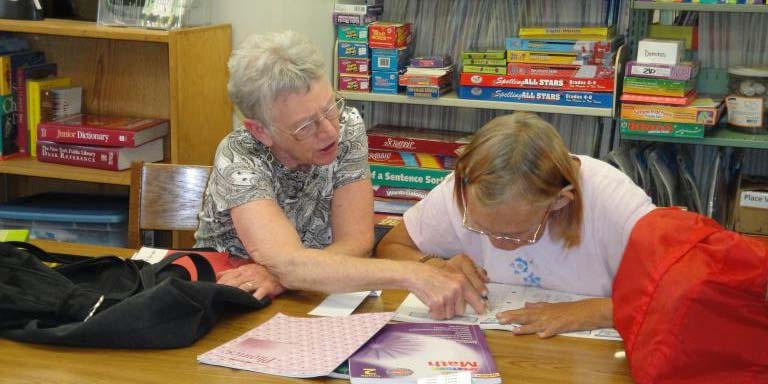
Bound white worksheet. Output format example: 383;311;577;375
394;283;621;340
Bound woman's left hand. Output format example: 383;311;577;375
496;297;613;338
217;263;287;300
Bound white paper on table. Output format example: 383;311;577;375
417;371;472;384
308;291;380;317
394;283;622;340
130;247;169;263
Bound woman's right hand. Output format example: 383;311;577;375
425;253;490;299
408;262;487;320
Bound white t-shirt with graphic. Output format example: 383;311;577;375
403;155;655;297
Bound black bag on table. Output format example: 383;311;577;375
0;241;270;349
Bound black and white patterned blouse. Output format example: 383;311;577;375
194;107;369;258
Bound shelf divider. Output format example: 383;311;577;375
0;157;132;185
340;90;615;117
632;1;768;13
621;125;768;149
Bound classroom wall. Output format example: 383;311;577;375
211;0;337;81
210;0;768;190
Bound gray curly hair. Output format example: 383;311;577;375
227;30;326;129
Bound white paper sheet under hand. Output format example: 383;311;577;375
308;291;382;317
394;283;621;340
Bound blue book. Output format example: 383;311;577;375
505;36;624;53
458;86;614;108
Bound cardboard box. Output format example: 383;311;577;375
623;76;696;97
620;97;724;125
619;118;706;138
625;60;699;80
368;22;411;49
734;177;768;236
407;85;451;98
338;58;370;74
338;41;369;59
458;86;613;108
371;47;410;71
371;71;403;94
460;72;615;92
637;39;684;65
332;12;381;25
337;24;368;42
338;74;370;92
461;50;506;60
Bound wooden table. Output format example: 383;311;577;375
0;242;633;383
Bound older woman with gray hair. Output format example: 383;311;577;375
195;30;485;320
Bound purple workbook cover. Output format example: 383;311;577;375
349;322;502;384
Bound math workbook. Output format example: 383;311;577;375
349;322;501;384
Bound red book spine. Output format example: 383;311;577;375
367;135;465;157
36;141;120;171
459;72;615;91
15;67;27;154
37;124;138;147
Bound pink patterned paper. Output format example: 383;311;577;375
197;312;395;378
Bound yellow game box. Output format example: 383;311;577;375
620;97;725;125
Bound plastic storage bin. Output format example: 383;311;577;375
97;0;211;30
726;65;768;134
0;193;129;247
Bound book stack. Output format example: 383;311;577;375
335;1;384;94
367;125;470;216
458;26;620;109
332;0;382;28
369;21;413;94
0;35;32;158
399;55;454;98
0;39;88;161
461;50;507;76
26;77;74;157
620;37;724;138
36;114;168;171
0;48;46;159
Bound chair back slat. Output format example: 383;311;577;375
128;162;212;248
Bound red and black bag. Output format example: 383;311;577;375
613;207;768;383
0;241;269;348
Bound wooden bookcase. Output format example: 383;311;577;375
0;19;233;246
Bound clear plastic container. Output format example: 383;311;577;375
726;66;768;134
97;0;211;30
0;193;129;247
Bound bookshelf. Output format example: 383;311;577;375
622;125;768;149
624;1;768;151
337;42;625;119
0;19;233;246
632;2;768;13
339;90;616;117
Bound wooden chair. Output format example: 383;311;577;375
128;162;212;249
